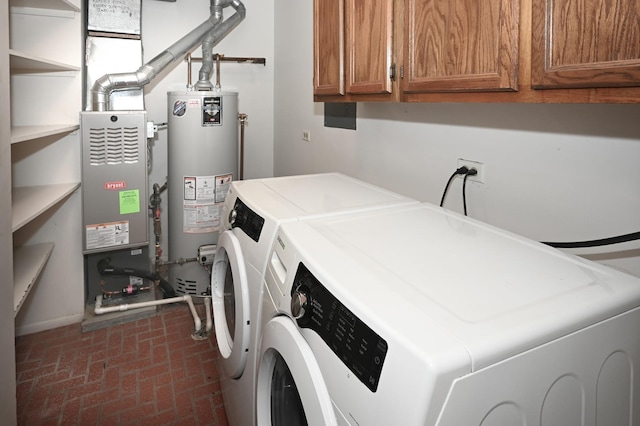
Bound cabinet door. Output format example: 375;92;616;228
532;0;640;89
404;0;519;93
314;0;344;96
345;0;394;94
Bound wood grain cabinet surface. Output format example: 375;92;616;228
314;0;640;103
531;0;640;89
314;0;398;102
404;0;519;93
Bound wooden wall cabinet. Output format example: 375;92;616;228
313;0;399;102
314;0;640;103
404;0;519;93
531;0;640;89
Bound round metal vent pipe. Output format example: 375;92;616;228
91;0;246;111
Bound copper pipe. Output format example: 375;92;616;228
238;113;248;180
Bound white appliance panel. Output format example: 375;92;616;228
264;202;640;425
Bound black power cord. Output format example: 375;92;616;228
440;166;469;208
440;166;478;216
542;231;640;248
440;166;640;248
462;168;477;216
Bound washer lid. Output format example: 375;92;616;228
296;203;640;371
259;172;416;217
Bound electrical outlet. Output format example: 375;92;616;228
302;130;311;142
457;159;485;184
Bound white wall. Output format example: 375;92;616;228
274;1;640;277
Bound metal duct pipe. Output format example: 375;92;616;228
195;0;246;91
91;0;246;111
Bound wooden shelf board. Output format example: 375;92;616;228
10;49;80;73
11;124;79;144
13;243;54;316
12;183;80;232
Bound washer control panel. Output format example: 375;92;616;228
230;198;264;242
292;262;387;392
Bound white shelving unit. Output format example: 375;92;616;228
13;243;54;316
7;0;81;317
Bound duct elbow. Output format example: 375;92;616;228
231;0;246;18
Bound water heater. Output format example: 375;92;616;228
167;90;238;296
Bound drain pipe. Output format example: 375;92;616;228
95;294;204;337
92;0;246;110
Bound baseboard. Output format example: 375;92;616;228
15;313;84;337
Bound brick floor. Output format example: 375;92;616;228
15;303;228;426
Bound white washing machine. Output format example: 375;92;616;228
257;202;640;425
210;173;417;426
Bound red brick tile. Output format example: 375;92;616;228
103;367;120;390
87;361;105;383
172;375;205;395
60;397;81;426
176;415;198;426
66;380;101;402
155;371;172;387
41;389;65;419
70;354;89;378
100;414;119;426
19;363;56;382
119;401;156;423
102;393;136;414
138;339;152;359
174;391;195;418
155;383;175;409
79;404;101;425
194;396;215;424
149;408;178;426
49;376;85;398
139;378;155;405
139;363;170;381
36;370;71;387
120;372;137;396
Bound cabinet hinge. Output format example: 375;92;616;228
400;65;404;79
390;64;396;82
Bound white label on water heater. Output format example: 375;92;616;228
215;173;233;203
183;175;227;233
86;221;130;250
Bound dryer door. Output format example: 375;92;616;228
256;316;337;426
212;230;250;378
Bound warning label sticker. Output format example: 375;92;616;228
86;221;130;250
182;173;233;233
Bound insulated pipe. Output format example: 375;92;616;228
94;294;202;333
91;0;246;110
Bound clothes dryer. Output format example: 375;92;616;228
257;203;640;425
210;173;417;426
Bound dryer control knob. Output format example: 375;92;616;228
229;209;237;227
291;290;308;319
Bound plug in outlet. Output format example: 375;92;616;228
457;159;485;183
302;130;311;142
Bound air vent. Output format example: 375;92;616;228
89;126;141;166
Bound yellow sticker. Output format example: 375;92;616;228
119;189;140;215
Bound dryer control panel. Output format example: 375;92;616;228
292;262;388;392
229;198;264;242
